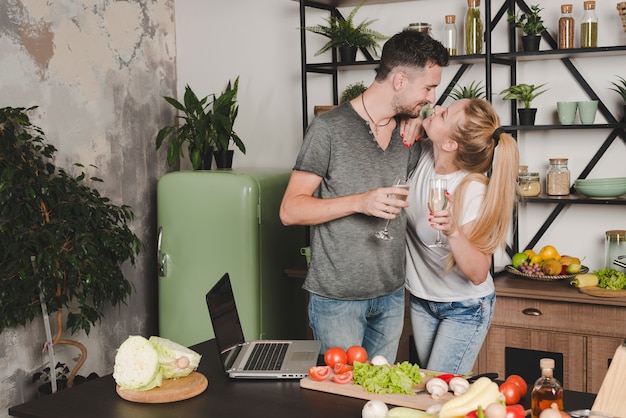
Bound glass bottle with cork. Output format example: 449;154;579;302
531;358;563;418
559;4;575;49
443;15;457;56
546;158;570;196
580;0;598;48
465;0;483;55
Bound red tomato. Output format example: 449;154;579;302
499;381;522;405
331;370;353;384
308;366;331;382
346;346;368;365
333;363;353;374
505;374;528;397
324;347;348;368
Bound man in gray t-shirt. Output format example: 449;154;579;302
280;30;448;362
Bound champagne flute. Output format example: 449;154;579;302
374;175;410;241
427;178;448;248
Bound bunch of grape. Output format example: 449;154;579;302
518;261;544;275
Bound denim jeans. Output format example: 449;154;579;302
409;292;495;375
308;287;405;363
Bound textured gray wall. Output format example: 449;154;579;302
0;0;174;415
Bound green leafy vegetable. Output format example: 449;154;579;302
594;268;626;290
352;361;422;395
150;336;202;379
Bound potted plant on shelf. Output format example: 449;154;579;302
340;81;367;103
209;76;245;169
0;106;141;390
507;4;546;52
302;1;387;63
499;83;548;125
156;85;213;170
449;80;486;100
609;75;626;120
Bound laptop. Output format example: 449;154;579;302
205;273;321;379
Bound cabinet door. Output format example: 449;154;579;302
587;336;624;394
478;326;585;391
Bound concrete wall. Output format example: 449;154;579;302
0;0;174;415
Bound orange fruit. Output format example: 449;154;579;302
539;245;560;261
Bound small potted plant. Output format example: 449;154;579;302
156;85;213;170
500;83;548;125
302;1;387;63
340;81;367;103
209;76;245;169
449;80;486;100
609;75;626;120
507;4;546;51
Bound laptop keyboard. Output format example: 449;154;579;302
244;342;289;371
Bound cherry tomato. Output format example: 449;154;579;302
331;370;353;384
308;365;331;382
499;381;522;405
346;345;368;365
324;347;348;368
333;363;353;374
505;374;528;397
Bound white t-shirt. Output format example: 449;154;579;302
405;140;494;302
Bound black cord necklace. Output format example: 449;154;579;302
361;93;392;135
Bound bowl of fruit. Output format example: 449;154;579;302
507;245;588;281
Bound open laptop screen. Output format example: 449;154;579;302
206;273;246;371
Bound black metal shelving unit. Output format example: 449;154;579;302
296;0;626;256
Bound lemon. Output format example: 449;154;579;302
539;245;560;261
512;253;529;268
566;263;582;274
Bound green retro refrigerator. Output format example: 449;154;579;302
157;169;307;347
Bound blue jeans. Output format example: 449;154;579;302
308;287;405;363
409;292;495;375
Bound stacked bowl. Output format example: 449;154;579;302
575;177;626;198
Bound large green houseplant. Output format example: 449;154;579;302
210;76;246;168
156;85;213;170
500;83;548;125
0;106;141;388
302;0;387;62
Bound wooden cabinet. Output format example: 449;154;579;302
475;275;626;393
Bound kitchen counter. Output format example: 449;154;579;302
9;339;596;418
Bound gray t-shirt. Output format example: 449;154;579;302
295;102;421;300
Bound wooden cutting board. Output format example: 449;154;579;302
116;372;208;403
300;370;455;410
592;343;626;417
578;286;626;298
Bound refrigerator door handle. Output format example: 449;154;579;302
157;226;168;277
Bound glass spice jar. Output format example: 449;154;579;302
559;4;575;49
518;170;541;197
580;1;598;48
465;0;483;55
546;158;570;196
443;15;458;56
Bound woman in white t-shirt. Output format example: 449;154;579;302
405;98;519;374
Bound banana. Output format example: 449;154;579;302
570;273;599;288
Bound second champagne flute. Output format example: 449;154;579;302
427;178;448;248
374;175;410;241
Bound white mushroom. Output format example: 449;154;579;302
426;377;448;399
448;376;470;396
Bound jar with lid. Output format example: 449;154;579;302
580;1;598;48
531;358;563;418
465;0;483;55
605;230;626;273
546;158;570;196
559;4;575;49
443;15;457;56
517;167;541;197
406;22;432;36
